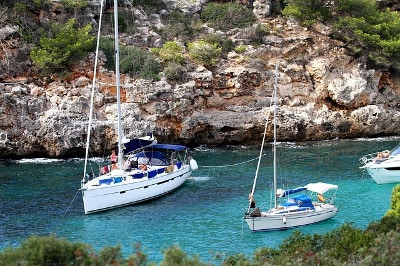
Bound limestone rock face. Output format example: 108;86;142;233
1;1;400;158
161;0;208;14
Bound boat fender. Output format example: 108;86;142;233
190;159;198;170
165;165;174;173
283;216;287;224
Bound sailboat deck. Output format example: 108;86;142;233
83;164;185;190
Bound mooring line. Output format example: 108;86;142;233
64;189;80;215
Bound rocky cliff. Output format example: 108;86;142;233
1;0;400;158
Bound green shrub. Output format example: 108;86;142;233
120;46;161;80
386;184;400;217
239;23;269;45
99;37;161;80
98;37;115;70
97;246;124;265
117;10;138;34
125;242;149;266
278;230;322;255
200;34;234;56
61;0;89;12
335;0;379;18
332;5;400;70
0;235;94;265
130;0;165;14
161;245;206;266
2;221;400;265
33;0;51;8
201;2;257;32
321;223;373;262
164;62;186;81
138;57;162;80
158;41;186;64
359;231;400;265
188;40;222;67
13;2;27;14
282;0;332;27
30;18;94;75
160;10;203;42
222;253;251;265
366;215;400;236
252;247;279;265
235;45;247;54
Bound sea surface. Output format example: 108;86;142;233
0;138;398;263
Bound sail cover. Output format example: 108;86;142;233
277;187;307;198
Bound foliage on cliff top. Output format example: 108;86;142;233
3;0;400;78
283;0;400;71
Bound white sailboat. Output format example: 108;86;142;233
244;65;338;231
80;0;198;214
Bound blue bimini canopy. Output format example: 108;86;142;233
149;144;188;151
122;138;155;154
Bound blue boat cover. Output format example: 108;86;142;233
281;194;314;210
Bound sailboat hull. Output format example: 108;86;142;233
82;165;191;214
245;205;337;231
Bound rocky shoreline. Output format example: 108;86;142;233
1;0;400;158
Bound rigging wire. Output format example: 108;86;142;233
83;0;104;180
198;153;268;168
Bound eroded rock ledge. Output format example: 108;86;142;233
1;0;400;158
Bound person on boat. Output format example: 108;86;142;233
130;159;138;169
382;150;390;157
318;193;326;203
140;164;147;171
110;150;117;170
374;150;390;163
248;192;256;208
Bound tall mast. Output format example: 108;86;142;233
113;0;124;169
273;64;278;208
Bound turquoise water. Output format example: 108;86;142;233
0;138;398;263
